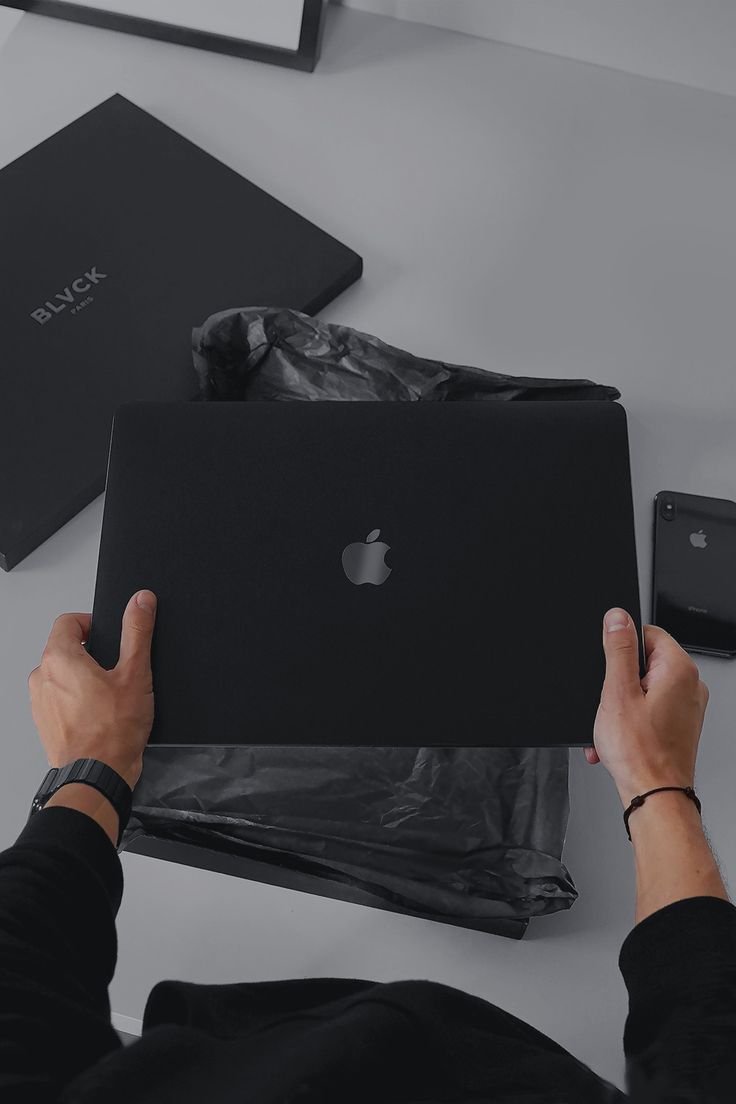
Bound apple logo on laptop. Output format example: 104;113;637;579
689;529;708;549
342;529;392;586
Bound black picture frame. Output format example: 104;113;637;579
0;0;327;71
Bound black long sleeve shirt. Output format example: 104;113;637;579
0;808;734;1103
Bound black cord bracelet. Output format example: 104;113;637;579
623;786;701;841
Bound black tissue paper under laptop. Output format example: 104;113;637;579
118;308;622;938
192;307;620;403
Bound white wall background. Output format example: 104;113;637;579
331;0;736;98
4;2;735;96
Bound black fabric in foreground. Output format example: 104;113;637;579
619;895;736;1102
1;808;735;1103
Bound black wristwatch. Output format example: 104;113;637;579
29;758;133;848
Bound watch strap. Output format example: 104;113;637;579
30;759;133;847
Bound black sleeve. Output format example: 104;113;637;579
0;807;123;1103
619;895;736;1103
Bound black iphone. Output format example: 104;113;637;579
653;491;736;657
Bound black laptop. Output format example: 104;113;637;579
0;95;362;570
88;400;642;748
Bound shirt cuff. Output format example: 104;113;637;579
619;895;736;1008
16;806;124;912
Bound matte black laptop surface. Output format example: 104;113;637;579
0;95;362;569
89;400;641;748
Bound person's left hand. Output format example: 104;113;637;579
28;591;157;788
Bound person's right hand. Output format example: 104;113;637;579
587;607;709;806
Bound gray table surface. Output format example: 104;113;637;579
1;5;735;1089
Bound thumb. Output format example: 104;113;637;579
117;590;157;676
601;608;641;698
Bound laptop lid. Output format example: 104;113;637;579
88;400;641;747
0;95;362;569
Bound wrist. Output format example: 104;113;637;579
49;754;142;789
626;787;703;845
628;791;726;921
103;756;142;789
34;759;136;848
614;773;695;808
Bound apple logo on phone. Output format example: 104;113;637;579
342;529;392;585
689;529;708;549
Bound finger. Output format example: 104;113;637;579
117;590;157;675
643;623;675;661
641;624;697;690
584;746;600;765
601;608;641;699
45;613;92;654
